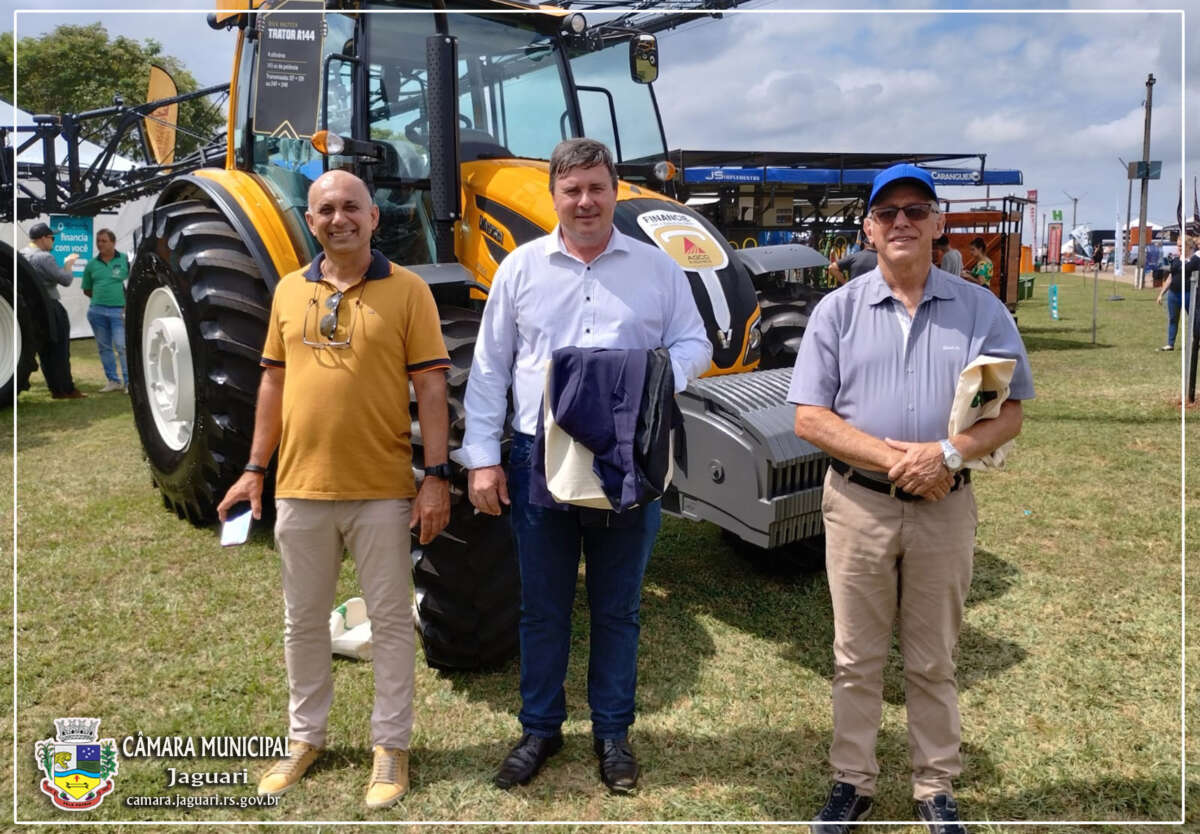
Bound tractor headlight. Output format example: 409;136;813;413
744;315;762;365
311;130;345;156
562;13;586;35
653;160;677;183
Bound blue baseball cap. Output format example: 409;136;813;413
868;163;938;209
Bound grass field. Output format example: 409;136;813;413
6;271;1198;832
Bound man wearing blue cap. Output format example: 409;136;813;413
787;164;1034;833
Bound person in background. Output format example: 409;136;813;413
828;235;878;284
20;222;85;399
966;237;994;288
81;228;131;393
1155;244;1193;351
933;236;963;279
1143;239;1162;287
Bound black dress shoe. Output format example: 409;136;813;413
593;737;638;794
493;732;563;789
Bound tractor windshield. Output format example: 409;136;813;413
364;10;575;175
570;40;667;164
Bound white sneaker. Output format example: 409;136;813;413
98;381;124;393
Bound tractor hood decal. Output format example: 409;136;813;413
635;208;732;347
635;210;729;271
474;194;549;249
614;198;757;372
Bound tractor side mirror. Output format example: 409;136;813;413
629;34;658;84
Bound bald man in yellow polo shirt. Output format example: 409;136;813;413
218;170;450;810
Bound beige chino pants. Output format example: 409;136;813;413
275;498;415;750
821;467;977;800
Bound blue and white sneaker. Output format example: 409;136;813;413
810;781;872;834
915;793;967;834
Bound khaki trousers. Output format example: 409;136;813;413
821;467;977;800
275;498;415;749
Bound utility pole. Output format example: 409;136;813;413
1118;157;1134;256
1136;73;1155;289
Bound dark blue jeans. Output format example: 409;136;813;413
1165;290;1193;348
507;432;661;740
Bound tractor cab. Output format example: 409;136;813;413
226;1;670;272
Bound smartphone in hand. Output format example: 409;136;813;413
221;505;253;546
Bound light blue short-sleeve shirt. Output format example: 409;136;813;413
786;266;1034;443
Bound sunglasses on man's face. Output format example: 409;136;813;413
869;203;938;224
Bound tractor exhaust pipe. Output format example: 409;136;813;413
426;34;461;264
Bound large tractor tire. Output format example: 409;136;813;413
0;261;42;406
126;199;272;523
756;295;808;370
756;282;826;370
409;305;520;671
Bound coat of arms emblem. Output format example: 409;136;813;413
35;717;119;811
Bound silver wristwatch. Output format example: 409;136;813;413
940;439;963;471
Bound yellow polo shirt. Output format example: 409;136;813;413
261;250;450;499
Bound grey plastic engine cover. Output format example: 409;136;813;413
665;367;829;548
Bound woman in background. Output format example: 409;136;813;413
966;236;994;289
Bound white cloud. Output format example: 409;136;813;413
963;113;1034;145
1064;107;1166;157
832;68;941;98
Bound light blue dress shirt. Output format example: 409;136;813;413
455;226;712;470
786;266;1034;445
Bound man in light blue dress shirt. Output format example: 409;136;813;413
456;138;711;794
788;164;1033;834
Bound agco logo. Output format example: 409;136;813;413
635;211;729;272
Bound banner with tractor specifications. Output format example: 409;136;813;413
252;0;325;139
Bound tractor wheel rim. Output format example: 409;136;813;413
142;286;195;451
0;293;16;394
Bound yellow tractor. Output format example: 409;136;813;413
111;0;829;669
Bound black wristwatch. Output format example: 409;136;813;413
423;463;452;480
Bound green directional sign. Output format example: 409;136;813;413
1052;210;1063;221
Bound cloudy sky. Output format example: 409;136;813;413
4;1;1194;243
